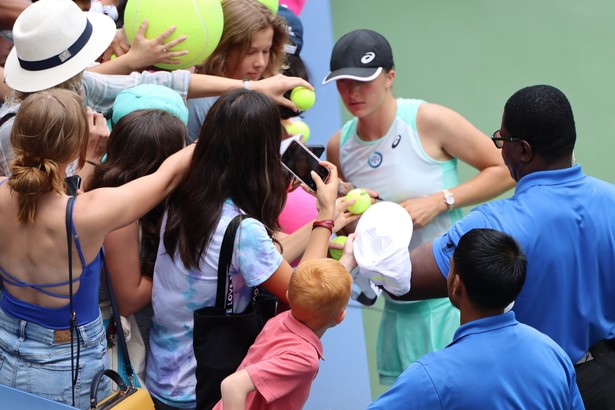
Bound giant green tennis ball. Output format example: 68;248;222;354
258;0;279;14
124;0;224;70
346;188;371;215
290;86;316;111
329;236;347;261
285;120;310;142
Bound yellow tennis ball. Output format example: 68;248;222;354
329;236;347;261
346;188;371;214
124;0;224;70
290;86;316;111
285;120;310;142
258;0;279;14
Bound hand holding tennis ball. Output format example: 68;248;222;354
290;86;316;111
346;188;371;214
124;0;224;70
329;236;347;261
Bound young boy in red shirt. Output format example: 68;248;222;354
215;256;354;409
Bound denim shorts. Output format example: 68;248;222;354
0;307;111;409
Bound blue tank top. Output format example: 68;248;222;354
0;186;102;329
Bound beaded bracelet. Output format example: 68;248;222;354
312;219;335;233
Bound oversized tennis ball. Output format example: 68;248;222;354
124;0;224;70
285;120;310;142
258;0;279;14
329;236;347;261
346;188;371;214
290;86;316;111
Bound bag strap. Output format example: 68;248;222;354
0;112;16;128
101;250;136;386
66;196;81;407
215;214;253;313
89;369;131;409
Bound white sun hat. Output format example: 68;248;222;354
4;0;116;93
354;201;413;296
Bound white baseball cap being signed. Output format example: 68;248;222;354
354;201;413;296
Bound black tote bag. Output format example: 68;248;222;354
193;214;278;410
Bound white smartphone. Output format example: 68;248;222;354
281;140;330;191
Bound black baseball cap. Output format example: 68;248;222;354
322;29;394;85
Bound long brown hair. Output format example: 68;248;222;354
8;89;88;223
198;0;287;79
163;89;287;269
87;109;186;276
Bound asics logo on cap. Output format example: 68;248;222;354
361;52;375;64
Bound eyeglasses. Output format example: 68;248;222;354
491;130;524;149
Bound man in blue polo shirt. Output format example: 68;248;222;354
369;229;583;410
395;84;615;410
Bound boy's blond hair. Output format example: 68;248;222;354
288;259;352;329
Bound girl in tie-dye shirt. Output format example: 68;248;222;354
145;89;340;409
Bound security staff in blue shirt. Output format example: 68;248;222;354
369;229;584;410
394;85;615;410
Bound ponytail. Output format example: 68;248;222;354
7;89;89;223
8;154;64;223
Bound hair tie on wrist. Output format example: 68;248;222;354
312;219;335;233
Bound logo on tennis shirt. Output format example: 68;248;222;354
368;151;383;168
392;134;401;148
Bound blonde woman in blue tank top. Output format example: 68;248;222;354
0;89;195;409
323;29;515;387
